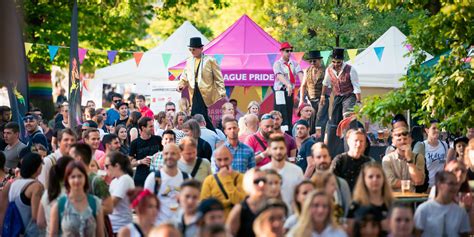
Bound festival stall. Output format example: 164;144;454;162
350;26;433;95
168;14;310;122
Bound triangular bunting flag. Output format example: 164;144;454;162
169;69;182;80
225;86;233;98
347;49;358;63
162;53;171;68
374;47;385;61
293;52;305;64
48;45;60;62
471;60;474;69
267;54;278;66
78;48;87;64
321;51;331;65
133;52;144;66
24;43;32;55
214;54;224;65
107;50;118;65
168;71;176;81
262;86;269;98
405;44;413;52
256;86;263;100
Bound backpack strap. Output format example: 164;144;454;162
439;139;448;153
182;172;189;180
87;194;97;219
57;195;67;229
190;158;202;178
154;170;162;195
213;174;229;200
253;134;267;150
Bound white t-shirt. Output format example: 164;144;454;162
261;161;304;210
38;150;63;188
423;140;448;187
414;200;470;237
108;174;135;233
144;169;185;225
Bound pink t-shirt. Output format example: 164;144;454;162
244;132;296;167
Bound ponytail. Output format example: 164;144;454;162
109;151;133;177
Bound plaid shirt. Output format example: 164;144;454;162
212;141;256;173
149;151;163;172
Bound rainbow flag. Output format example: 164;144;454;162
28;73;52;97
168;71;176;81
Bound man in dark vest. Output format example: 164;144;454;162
177;37;226;132
320;48;361;156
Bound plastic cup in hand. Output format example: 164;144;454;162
401;180;411;193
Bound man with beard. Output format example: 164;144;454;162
293;120;315;176
307;142;352;216
114;102;129;127
38;128;77;188
23;113;49;154
244;113;275;167
269;110;297;159
144;143;189;224
261;134;303;211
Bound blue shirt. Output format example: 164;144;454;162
212;141;255;173
105;108;120;126
296;137;315;173
200;127;224;151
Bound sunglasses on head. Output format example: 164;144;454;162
23;115;36;122
261;114;274;120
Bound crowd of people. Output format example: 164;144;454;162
0;38;473;237
0;95;473;237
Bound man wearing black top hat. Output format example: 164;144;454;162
299;50;329;137
321;47;361;126
177;37;226;132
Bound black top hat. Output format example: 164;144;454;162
307;50;323;60
188;37;204;48
332;47;345;60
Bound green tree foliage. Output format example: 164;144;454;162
265;0;421;51
21;0;154;73
361;0;474;132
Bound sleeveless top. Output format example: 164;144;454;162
8;178;35;227
237;198;257;237
125;223;144;237
328;65;353;96
60;196;101;237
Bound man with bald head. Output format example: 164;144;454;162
144;143;190;224
201;145;246;216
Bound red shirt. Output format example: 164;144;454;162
140;106;154;118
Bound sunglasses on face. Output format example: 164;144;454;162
394;131;409;137
261;114;274;121
167;108;176;112
113;100;122;103
284;49;293;53
309;60;318;63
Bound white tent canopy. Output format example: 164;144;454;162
95;21;209;84
350;26;433;88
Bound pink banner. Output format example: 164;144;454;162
222;69;301;86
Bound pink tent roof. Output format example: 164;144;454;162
169;14;308;86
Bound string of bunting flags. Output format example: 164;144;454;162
22;42;396;68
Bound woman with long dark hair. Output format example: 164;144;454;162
37;156;74;235
127;111;142;142
106;151;135;234
49;161;104;237
114;124;130;154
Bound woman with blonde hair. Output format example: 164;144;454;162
238;113;259;142
312;171;350;222
464;138;474;180
348;161;394;235
283;180;315;232
287;190;347;237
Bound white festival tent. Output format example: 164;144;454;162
94;21;209;84
350;26;433;88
